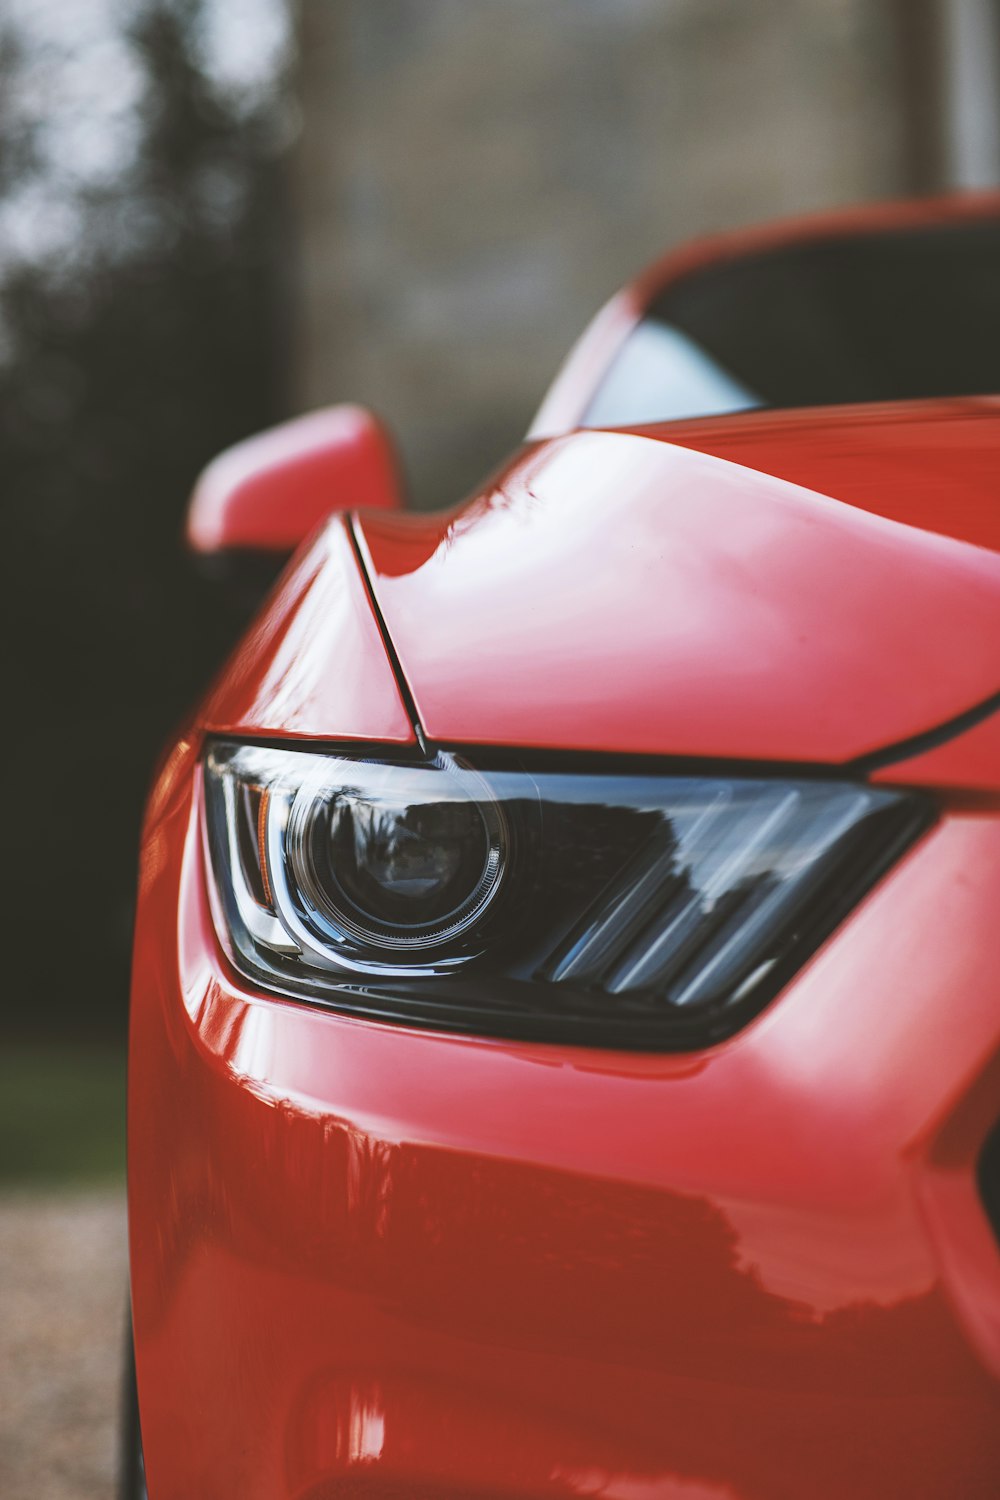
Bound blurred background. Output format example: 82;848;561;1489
1;1;998;1495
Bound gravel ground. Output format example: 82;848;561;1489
0;1187;127;1500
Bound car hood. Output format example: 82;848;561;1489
354;402;1000;763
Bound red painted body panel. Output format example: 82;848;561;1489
872;710;1000;794
128;740;1000;1499
636;398;1000;556
187;405;403;556
199;516;415;744
356;427;1000;762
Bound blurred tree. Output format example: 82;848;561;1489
0;0;293;1038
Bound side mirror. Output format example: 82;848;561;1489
186;404;404;557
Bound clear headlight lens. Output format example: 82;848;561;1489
203;742;931;1048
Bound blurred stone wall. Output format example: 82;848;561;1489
291;0;906;509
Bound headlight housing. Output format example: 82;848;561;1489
203;742;931;1048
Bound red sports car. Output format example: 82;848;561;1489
126;196;1000;1499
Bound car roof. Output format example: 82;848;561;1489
530;192;1000;439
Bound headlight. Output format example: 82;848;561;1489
203;742;931;1048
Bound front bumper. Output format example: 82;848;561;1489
128;737;1000;1499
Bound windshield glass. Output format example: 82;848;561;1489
583;218;1000;428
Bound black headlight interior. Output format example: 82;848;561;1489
203;742;931;1049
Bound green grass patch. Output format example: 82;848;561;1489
0;1045;126;1185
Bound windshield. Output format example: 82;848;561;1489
583;218;1000;428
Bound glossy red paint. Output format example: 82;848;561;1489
355;425;1000;762
871;709;1000;794
199;516;415;744
187;405;404;556
635;397;1000;556
128;738;1000;1499
530;192;1000;438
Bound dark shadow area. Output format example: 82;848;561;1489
0;0;293;1045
